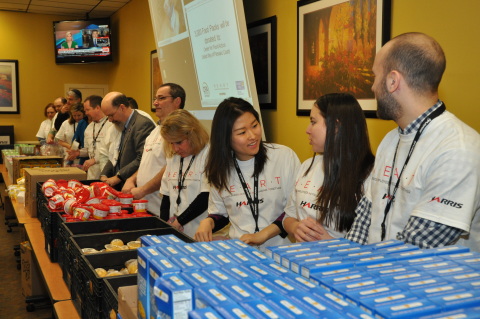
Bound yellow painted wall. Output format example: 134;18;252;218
1;0;479;163
0;11;114;142
244;0;480;161
108;0;156;108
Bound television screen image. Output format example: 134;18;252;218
53;19;112;64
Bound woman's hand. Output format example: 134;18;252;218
168;217;184;232
194;218;214;242
294;217;332;242
240;232;269;246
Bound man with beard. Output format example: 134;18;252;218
340;32;480;251
100;92;155;190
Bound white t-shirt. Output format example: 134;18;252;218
36;119;52;140
55;120;75;145
137;125;166;214
160;145;210;238
208;144;300;251
81;117;112;180
367;111;480;251
105;123;122;165
284;155;346;239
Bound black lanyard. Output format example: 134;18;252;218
176;155;195;206
92;118;107;155
232;153;259;233
381;103;446;240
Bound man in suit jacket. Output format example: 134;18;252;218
100;92;155;190
89;30;99;47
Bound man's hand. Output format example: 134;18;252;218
46;135;55;144
66;149;80;161
122;179;136;194
130;187;148;200
104;176;121;187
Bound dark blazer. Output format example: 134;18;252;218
101;110;155;187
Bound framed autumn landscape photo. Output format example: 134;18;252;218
296;0;391;117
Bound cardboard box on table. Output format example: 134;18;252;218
20;241;47;298
12;156;63;183
23;167;86;217
118;285;138;319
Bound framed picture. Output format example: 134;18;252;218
0;59;20;114
248;16;277;110
150;49;162;111
297;0;391;117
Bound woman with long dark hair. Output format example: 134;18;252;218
195;97;300;250
284;93;375;241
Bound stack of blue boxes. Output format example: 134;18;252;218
137;235;480;319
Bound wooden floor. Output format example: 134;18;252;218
0;185;53;318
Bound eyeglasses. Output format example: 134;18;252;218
106;106;120;118
153;96;174;102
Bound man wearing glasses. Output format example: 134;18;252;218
100;92;156;190
122;83;186;215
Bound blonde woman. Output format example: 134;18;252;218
61;31;78;49
159;109;210;238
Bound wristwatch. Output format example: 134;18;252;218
116;172;124;182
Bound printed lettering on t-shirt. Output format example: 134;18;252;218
167;170;195;178
383;165;400;178
229;178;281;193
429;196;463;209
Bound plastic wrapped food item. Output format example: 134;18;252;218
67;179;83;189
42;179;58;197
127;241;141;249
126;259;138;274
132;199;148;213
73;205;92;221
95;268;107;277
48;194;65;210
91;204;109;219
102;199;122;213
119;268;130;275
63;198;78;215
82;248;100;254
110;239;124;247
116;192;134;205
104;244;123;252
106;270;122;277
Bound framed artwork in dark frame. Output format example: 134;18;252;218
150;50;163;112
296;0;391;118
248;15;277;110
0;59;20;114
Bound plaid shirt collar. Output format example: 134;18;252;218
399;100;443;135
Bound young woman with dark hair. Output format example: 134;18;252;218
195;97;300;250
284;93;375;241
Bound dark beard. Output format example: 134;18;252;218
376;84;401;121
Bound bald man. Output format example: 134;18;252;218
100;92;155;190
343;32;480;251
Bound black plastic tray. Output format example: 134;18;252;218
102;275;137;318
59;216;169;291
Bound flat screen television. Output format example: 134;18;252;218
53;18;112;64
